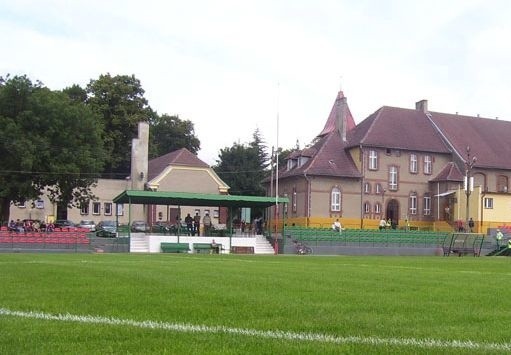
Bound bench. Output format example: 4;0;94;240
161;242;190;253
230;246;254;254
193;243;222;254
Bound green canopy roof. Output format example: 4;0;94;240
113;190;289;208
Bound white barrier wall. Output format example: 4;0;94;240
141;235;257;253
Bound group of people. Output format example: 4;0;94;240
183;212;212;236
8;219;55;233
379;218;396;230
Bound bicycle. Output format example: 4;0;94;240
293;240;313;255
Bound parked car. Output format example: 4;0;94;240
131;220;149;232
77;220;96;232
95;220;117;238
54;219;76;229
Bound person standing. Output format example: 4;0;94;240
468;217;475;232
203;213;212;236
193;212;201;236
496;229;504;249
185;213;193;235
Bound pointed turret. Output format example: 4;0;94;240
317;91;356;141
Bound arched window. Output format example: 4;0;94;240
497;175;508;193
374;202;381;214
331;187;341;212
364;201;371;214
364;182;371;194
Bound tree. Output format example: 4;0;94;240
0;75;106;222
214;129;269;196
149;113;200;158
86;73;153;176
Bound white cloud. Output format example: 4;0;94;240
2;0;511;165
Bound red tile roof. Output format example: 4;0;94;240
347;106;451;153
317;91;356;137
428;112;511;170
278;130;360;179
148;148;209;181
430;162;463;182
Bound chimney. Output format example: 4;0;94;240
130;121;149;191
335;92;348;142
415;99;428;113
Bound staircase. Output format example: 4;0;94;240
254;234;275;254
130;234;149;253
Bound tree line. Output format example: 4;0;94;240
0;73;287;222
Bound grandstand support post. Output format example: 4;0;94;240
464;146;477;232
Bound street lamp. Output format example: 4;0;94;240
464;146;477;232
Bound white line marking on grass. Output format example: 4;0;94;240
1;308;510;352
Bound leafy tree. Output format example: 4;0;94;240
86;73;153;176
63;84;87;104
149;113;200;158
214;129;269;196
0;75;106;222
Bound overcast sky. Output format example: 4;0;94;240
2;0;511;165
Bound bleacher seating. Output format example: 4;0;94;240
0;229;90;249
284;226;449;248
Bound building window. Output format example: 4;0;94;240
364;202;370;214
389;166;398;191
80;203;89;215
292;188;297;212
375;183;382;194
497;175;508;193
375;202;381;214
423;194;431;216
104;202;112;216
331;187;341;212
298;156;309;167
409;193;417;215
287;159;296;170
35;199;44;209
92;202;101;215
213;209;219;218
368;150;378;170
116;204;124;216
364;182;371;194
17;201;26;208
423;155;432;175
410;154;418;173
484;198;493;209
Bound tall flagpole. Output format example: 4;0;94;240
274;83;280;254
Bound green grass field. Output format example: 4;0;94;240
0;253;510;354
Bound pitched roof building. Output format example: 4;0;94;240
270;92;511;232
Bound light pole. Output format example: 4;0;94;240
464;146;477;232
381;188;386;218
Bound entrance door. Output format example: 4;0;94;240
386;199;399;227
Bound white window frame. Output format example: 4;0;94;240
484;197;493;209
80;203;89;215
364;182;371;194
292;189;297;213
424;155;432;174
364;202;370;214
374;202;381;214
389;166;398;191
92;202;101;215
116;204;124;216
331;187;341;212
423;195;431;215
410;154;418;173
368;150;378;170
409;194;417;215
104;202;112;216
